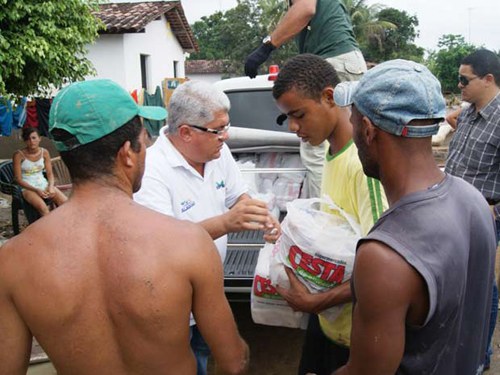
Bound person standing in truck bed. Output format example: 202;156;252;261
245;0;367;199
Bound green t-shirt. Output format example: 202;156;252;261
296;0;359;58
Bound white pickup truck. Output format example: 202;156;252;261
214;71;307;300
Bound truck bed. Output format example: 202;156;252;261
224;230;265;301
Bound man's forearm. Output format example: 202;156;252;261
199;194;252;240
314;281;352;312
200;215;227;240
270;0;315;47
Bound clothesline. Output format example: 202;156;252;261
0;97;51;137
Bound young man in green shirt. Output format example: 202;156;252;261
272;54;386;375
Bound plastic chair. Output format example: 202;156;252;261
50;157;72;192
0;161;46;234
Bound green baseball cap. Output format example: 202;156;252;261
49;79;167;151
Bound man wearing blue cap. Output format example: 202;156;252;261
333;60;497;374
0;79;249;375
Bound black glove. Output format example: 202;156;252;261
244;43;276;78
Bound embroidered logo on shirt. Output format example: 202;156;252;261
216;180;225;190
181;200;195;213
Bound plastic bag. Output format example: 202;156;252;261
251;242;308;329
271;197;361;323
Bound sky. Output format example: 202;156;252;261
180;0;500;52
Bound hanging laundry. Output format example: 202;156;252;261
35;98;52;137
143;86;166;137
0;97;13;136
25;100;39;128
12;97;27;129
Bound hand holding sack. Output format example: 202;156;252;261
276;197;360;288
251;197;361;335
273;197;361;345
251;242;309;329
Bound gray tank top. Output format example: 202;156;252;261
358;174;496;374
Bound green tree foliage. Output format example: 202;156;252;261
343;0;395;54
427;35;477;94
340;2;423;63
364;8;424;62
189;0;297;77
0;0;102;97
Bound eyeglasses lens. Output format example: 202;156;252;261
458;75;469;86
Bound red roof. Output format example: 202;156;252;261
185;60;227;74
95;1;198;52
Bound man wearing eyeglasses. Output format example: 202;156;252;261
134;80;280;375
445;48;500;370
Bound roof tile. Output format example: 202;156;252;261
95;1;198;52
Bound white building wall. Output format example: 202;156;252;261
186;73;223;84
85;34;126;85
123;15;185;94
85;15;186;93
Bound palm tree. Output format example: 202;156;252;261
341;0;396;51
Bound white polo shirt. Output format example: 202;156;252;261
134;126;248;262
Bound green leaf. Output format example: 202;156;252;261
0;0;101;97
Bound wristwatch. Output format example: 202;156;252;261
262;35;273;46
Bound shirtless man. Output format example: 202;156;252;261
0;79;249;375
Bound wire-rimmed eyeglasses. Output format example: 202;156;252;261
185;123;231;136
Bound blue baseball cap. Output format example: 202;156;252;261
334;59;446;137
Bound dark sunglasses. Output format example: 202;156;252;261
458;75;480;86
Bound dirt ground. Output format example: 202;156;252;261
1;193;499;374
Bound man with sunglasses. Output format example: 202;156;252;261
445;48;500;370
134;80;280;375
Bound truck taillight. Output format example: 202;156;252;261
268;65;279;81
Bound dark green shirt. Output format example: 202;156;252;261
296;0;359;58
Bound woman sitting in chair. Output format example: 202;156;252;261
13;127;67;216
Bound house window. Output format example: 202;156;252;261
173;60;179;78
140;54;150;91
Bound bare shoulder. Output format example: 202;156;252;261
354;241;425;312
128;202;217;256
112;203;222;285
0;235;31;287
42;148;51;159
132;202;208;236
12;149;22;161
